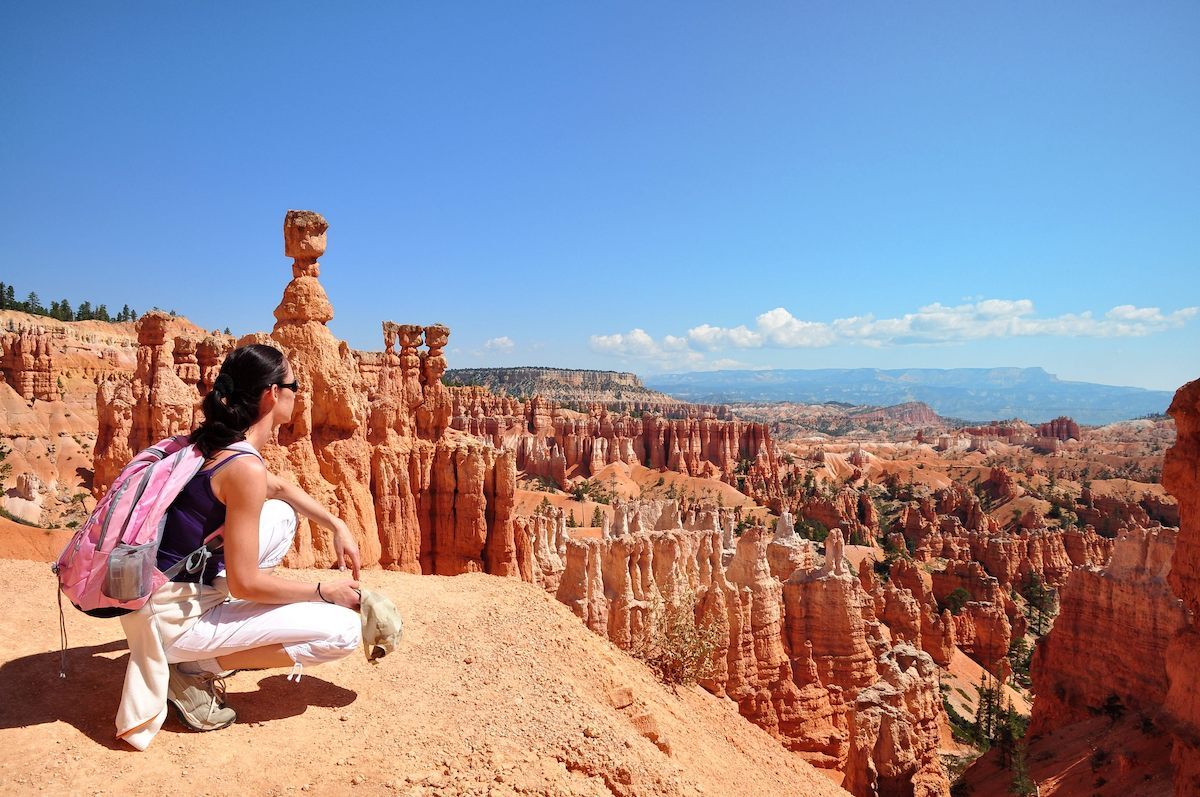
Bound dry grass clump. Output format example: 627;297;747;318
631;587;722;687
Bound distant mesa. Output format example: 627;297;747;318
645;367;1174;425
444;366;679;407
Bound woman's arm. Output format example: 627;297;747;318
220;457;360;608
265;470;362;578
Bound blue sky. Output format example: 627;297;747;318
2;2;1197;391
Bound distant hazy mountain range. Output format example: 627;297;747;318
643;367;1173;426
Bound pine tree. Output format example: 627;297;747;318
96;304;110;322
60;299;73;322
5;285;15;309
591;506;604;526
76;301;92;321
48;300;61;319
1024;574;1050;635
973;671;986;743
997;695;1015;767
0;281;7;310
1010;740;1035;796
26;291;43;315
119;304;132;322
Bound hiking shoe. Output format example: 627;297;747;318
167;664;236;732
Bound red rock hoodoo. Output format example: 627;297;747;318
92;211;519;577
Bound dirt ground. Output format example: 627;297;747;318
957;713;1173;797
0;558;848;797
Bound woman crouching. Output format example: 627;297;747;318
117;344;361;749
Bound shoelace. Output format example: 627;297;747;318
202;673;230;721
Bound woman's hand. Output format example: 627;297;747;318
331;517;362;579
319;579;362;610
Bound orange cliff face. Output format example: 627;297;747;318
1164;378;1200;795
1014;377;1198;796
1;325;58;401
556;519;951;797
1029;525;1186;735
449;390;784;502
876;475;1116;679
0;307;205;528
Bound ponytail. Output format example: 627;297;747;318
190;344;288;458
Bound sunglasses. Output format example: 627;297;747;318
276;379;300;393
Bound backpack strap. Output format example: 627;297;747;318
202;450;259;476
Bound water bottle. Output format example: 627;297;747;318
103;544;154;601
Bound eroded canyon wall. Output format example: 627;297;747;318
556;519;950;797
1029;526;1187;735
450;389;782;499
1164;379;1200;795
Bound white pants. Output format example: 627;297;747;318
164;499;361;668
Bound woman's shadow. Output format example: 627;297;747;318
0;642;357;748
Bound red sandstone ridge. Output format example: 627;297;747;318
1;324;58;401
2;309;200;402
556;518;951;796
1037;416;1081;442
1163;378;1200;795
93;311;229;493
451;393;782;499
847;402;942;428
1013;377;1200;796
878;476;1114;680
1029;525;1186;734
961;523;1187;795
0;312;153;527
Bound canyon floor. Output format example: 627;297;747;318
0;558;847;797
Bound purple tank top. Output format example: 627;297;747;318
157;452;256;585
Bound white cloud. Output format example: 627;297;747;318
589;299;1199;365
755;308;837;347
588;328;706;371
483;336;515;352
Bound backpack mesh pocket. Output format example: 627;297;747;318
103;542;157;602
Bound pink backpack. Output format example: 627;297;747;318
53;435;261;618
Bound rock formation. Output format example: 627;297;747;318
845;401;942;428
886;559;954;667
93;311;197;494
1164;379;1200;795
92;211;519;577
791;488;879;543
556;522;950;795
892;477;1113;590
450;393;782;498
1030;525;1187;734
1037;415;1081;441
444;366;682;407
0;325;58;401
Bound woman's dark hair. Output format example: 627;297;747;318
190;344;289;458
